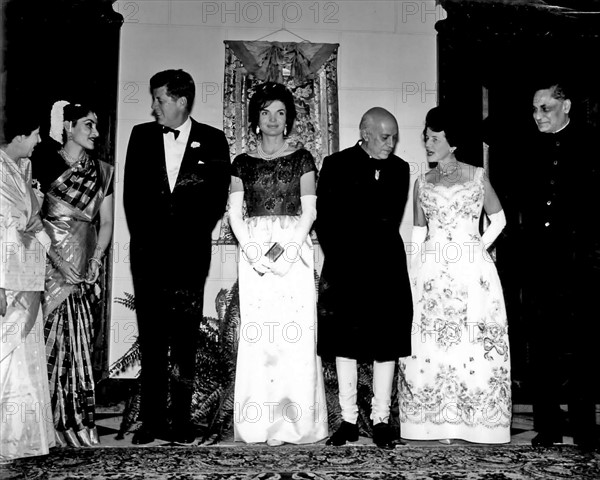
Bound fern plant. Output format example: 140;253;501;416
192;282;240;443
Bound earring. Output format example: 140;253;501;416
256;126;260;135
450;147;456;153
284;126;287;136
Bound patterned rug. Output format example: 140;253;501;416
3;444;599;480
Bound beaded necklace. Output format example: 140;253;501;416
436;161;459;177
257;140;289;160
59;148;87;172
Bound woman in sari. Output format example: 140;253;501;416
1;115;54;461
38;101;114;447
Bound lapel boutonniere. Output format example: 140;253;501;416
190;141;203;164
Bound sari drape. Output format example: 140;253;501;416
1;150;54;460
42;157;113;439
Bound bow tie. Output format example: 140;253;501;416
162;126;180;140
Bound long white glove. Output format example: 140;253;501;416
481;209;506;249
228;191;267;273
409;225;427;274
411;225;427;248
270;195;317;277
227;191;250;247
291;195;317;247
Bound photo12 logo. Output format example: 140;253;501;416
113;1;140;23
402;82;438;104
201;2;340;25
234;400;324;424
400;1;446;25
121;81;224;105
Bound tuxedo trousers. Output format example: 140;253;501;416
133;280;204;433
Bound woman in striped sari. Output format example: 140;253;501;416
39;101;114;447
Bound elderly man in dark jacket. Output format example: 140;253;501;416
316;107;413;449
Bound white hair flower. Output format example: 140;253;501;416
49;100;70;143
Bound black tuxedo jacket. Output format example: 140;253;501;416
123;118;230;288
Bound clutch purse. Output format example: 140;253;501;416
265;242;284;262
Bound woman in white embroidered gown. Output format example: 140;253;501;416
228;82;328;446
399;107;512;444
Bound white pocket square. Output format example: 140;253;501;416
191;141;201;148
197;160;204;164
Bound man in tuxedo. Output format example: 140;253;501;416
525;80;598;451
124;69;230;445
316;107;412;449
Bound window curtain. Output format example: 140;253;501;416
218;40;339;244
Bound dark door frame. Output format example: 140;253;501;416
2;0;124;381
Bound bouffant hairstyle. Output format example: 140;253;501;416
248;82;296;136
423;106;460;148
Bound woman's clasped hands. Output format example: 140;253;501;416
246;241;294;277
56;257;101;285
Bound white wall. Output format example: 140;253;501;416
108;0;444;375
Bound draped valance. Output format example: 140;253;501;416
225;41;339;85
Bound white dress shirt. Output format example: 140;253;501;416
163;116;192;192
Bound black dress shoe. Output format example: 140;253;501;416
326;421;359;446
172;432;196;445
531;432;563;448
576;440;600;453
373;422;396;450
171;425;197;445
132;426;156;445
574;433;600;453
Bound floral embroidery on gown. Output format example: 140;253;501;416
399;167;511;444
